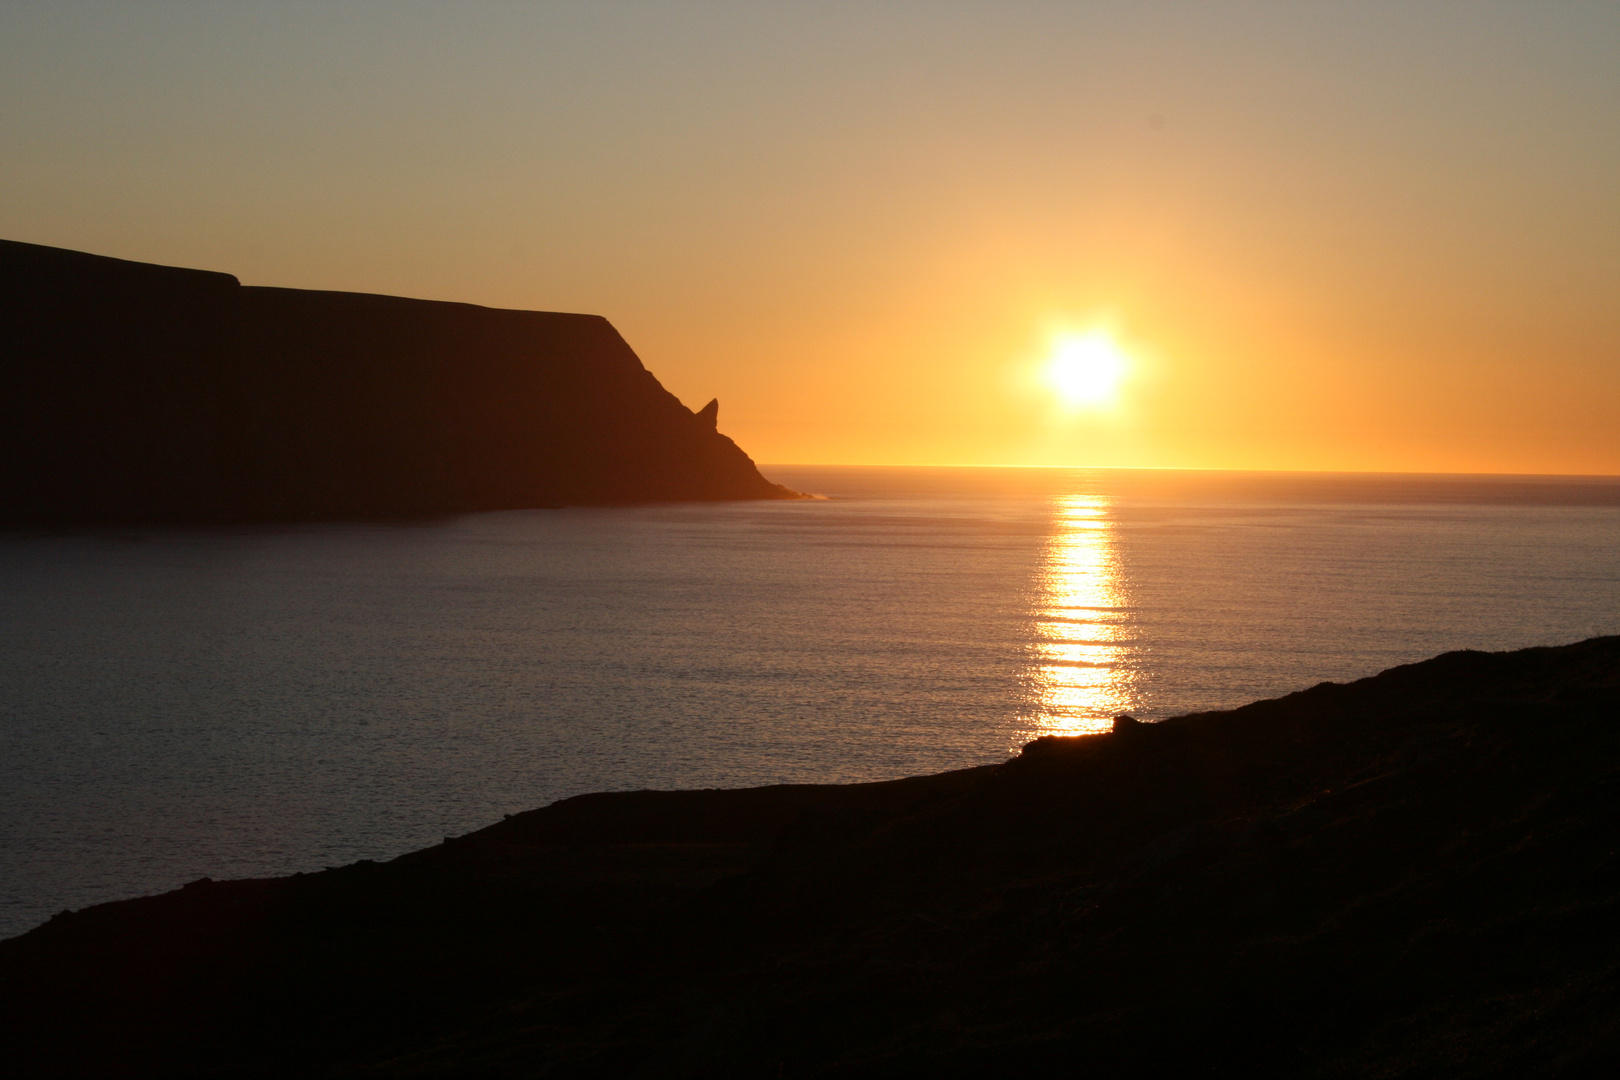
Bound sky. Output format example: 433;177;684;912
3;2;1617;473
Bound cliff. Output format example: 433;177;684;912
0;239;797;523
3;636;1619;1076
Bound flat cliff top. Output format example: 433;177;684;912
1;238;799;522
4;635;1619;1076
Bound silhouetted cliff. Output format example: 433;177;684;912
0;239;797;523
4;637;1620;1076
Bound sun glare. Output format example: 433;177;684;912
1047;333;1128;407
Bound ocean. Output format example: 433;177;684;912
2;465;1617;939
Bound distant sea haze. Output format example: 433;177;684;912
2;466;1617;938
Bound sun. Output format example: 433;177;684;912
1046;332;1128;407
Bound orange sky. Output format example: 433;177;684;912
3;3;1617;473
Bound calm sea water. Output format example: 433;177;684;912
2;466;1618;938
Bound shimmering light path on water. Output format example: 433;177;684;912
2;467;1618;937
1026;492;1135;736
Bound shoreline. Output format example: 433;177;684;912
4;635;1619;1074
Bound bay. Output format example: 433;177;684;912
2;465;1617;938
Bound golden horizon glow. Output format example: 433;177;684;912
1021;492;1137;741
4;7;1618;475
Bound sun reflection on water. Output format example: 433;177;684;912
1020;492;1137;740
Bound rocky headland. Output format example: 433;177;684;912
0;239;797;524
3;636;1619;1076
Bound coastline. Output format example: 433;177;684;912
4;635;1619;1075
0;238;801;525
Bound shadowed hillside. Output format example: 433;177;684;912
0;239;797;523
3;637;1619;1076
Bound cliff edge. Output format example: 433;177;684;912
0;239;799;523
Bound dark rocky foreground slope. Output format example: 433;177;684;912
5;636;1620;1077
0;239;796;523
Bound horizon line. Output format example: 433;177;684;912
757;463;1620;481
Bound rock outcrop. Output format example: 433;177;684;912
0;239;798;523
